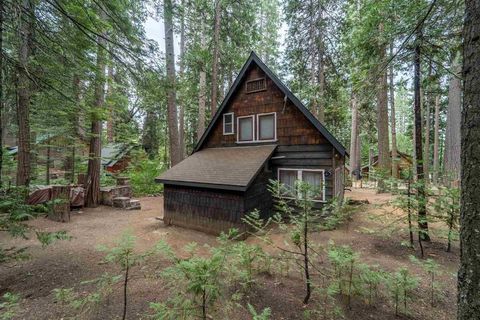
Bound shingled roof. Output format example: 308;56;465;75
194;51;348;157
156;145;276;191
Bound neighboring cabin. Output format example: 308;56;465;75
156;52;348;235
361;150;413;178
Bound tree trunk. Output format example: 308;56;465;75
210;0;221;117
458;1;480;317
46;141;50;185
16;0;33;187
424;92;431;184
389;43;398;178
317;7;325;123
349;93;360;181
85;8;107;208
164;0;181;166
413;29;429;241
376;23;390;190
106;64;114;143
197;24;207;141
178;0;185;157
0;0;3;187
444;55;462;183
433;95;440;184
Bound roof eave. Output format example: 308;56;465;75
155;179;247;192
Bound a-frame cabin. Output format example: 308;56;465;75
156;52;348;235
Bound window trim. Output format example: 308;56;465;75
256;112;277;142
237;115;255;143
277;168;326;202
223;112;235;135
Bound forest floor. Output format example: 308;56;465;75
0;188;458;320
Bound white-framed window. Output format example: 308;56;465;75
237;115;255;142
257;112;277;141
277;168;326;202
223;112;234;135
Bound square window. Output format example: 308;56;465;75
302;171;324;201
258;113;275;140
238;116;254;141
223;113;234;135
279;169;298;197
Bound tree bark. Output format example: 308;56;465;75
85;8;107;208
0;0;3;187
389;43;398;178
106;64;114;143
16;0;33;187
197;23;207;141
210;0;221;117
376;23;390;190
413;28;429;241
433;95;440;184
424;90;431;183
349;93;360;181
458;1;480;318
444;55;462;183
178;0;185;157
164;0;181;166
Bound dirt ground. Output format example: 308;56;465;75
0;188;459;320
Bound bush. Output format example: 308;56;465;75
125;152;164;196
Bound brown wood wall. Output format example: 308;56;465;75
202;65;327;148
163;185;248;235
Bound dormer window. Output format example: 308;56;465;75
223;112;234;135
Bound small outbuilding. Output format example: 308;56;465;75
156;52;348;235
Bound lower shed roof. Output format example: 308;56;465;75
155;145;277;191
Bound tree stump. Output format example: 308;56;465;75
48;186;71;222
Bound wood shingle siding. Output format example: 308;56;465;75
157;52;348;235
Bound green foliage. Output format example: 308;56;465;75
322;199;356;231
409;256;442;306
386;267;419;316
152;242;224;320
433;185;460;252
0;293;20;320
125;153;164;196
0;187;69;262
35;231;71;247
327;242;360;308
247;303;271;320
52;273;121;317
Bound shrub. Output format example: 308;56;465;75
125;153;164;196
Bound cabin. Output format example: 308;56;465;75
361;150;413;178
156;52;348;235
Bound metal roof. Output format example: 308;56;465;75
193;51;348;157
156;145;277;191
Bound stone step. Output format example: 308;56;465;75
127;199;141;210
112;196;130;209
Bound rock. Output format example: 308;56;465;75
113;197;130;209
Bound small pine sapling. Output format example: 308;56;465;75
152;241;225;320
97;231;151;320
358;264;386;305
247;303;271;320
0;292;20;320
433;185;460;252
327;242;360;309
409;255;442;306
386;267;419;316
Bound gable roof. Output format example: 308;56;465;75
156;145;277;191
194;51;348;157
